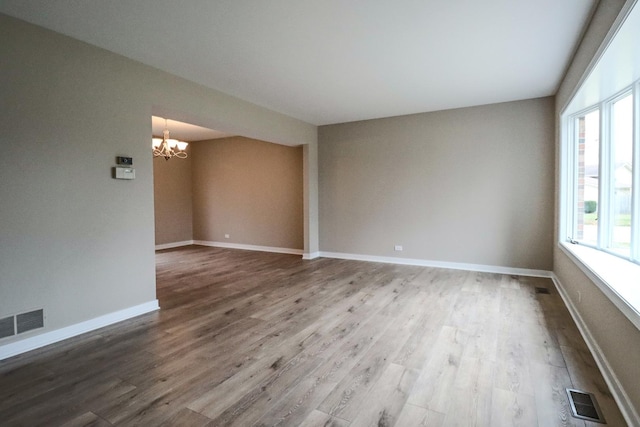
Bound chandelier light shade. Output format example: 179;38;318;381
152;119;188;160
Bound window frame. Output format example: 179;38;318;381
566;83;638;265
560;80;640;332
607;90;635;256
633;80;640;262
568;105;601;248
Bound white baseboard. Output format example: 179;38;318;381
0;300;159;361
551;274;640;426
303;251;321;260
155;240;195;250
193;240;303;256
318;251;552;278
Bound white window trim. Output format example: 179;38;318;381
633;80;640;261
560;81;640;332
559;242;640;331
565;85;638;263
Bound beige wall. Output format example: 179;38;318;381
554;0;640;418
0;14;316;348
319;97;555;270
153;152;193;245
192;137;304;250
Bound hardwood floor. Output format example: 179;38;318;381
0;246;627;426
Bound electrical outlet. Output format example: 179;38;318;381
577;291;582;303
224;234;230;239
394;245;403;251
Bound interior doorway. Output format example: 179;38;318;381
151;115;306;287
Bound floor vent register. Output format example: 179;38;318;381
566;388;606;423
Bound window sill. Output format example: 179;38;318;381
559;242;640;331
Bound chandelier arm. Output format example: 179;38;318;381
151;117;188;160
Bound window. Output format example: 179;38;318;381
567;89;638;264
574;109;600;247
610;94;633;256
560;1;640;329
563;83;640;327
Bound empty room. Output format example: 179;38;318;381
1;1;639;426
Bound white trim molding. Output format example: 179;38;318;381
551;274;640;426
155;240;195;250
193;240;303;256
559;243;640;331
318;251;552;278
0;300;159;361
303;251;321;260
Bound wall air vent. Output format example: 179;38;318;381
16;309;44;334
0;316;15;339
566;389;605;423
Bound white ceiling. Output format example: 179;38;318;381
0;0;597;126
152;116;232;142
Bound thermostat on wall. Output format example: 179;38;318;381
116;156;133;166
113;166;135;180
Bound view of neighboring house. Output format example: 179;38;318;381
615;163;633;214
580;162;632;248
583;162;632;214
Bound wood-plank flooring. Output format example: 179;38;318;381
0;246;627;426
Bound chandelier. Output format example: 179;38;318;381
152;119;188;160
